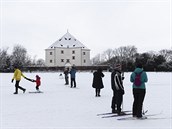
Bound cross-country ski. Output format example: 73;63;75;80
100;110;148;118
97;110;131;116
117;117;171;121
102;113;132;118
28;91;43;93
117;111;163;120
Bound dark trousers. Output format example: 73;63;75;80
65;75;69;84
132;88;146;117
71;78;76;87
116;91;123;113
111;91;117;110
15;81;25;93
36;86;39;90
111;91;123;113
95;88;101;96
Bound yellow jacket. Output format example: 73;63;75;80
12;69;25;81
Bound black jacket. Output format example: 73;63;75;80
92;71;104;89
111;70;124;94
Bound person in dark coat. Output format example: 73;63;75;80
70;66;76;88
111;64;125;115
64;67;69;85
92;68;104;97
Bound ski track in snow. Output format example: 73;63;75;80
1;72;172;129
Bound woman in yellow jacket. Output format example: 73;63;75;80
11;66;26;94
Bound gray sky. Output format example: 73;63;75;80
1;0;171;59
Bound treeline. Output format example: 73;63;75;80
1;45;172;72
0;44;45;72
91;45;172;72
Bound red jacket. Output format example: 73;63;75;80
35;75;41;86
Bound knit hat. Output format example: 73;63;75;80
114;64;121;70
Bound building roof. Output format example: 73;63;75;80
47;31;89;50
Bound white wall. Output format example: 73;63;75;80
81;49;91;66
45;49;55;66
45;47;91;66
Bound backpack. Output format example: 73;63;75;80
134;71;143;87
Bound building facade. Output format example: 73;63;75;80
45;31;91;66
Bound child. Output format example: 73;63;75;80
25;75;41;91
33;75;41;91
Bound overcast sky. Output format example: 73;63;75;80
1;0;171;59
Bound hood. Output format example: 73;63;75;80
134;68;143;73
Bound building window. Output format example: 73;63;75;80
72;56;75;60
83;52;86;55
61;50;64;54
72;50;75;54
84;59;86;63
50;60;53;63
50;52;53;55
66;59;70;63
61;59;64;62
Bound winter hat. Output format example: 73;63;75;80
97;68;102;72
136;63;143;68
13;65;18;69
114;64;121;70
36;75;40;79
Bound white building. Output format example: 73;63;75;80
45;31;91;67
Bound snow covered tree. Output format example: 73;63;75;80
11;44;28;67
0;47;11;71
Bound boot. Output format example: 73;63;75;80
23;89;26;93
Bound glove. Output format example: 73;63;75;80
11;79;14;83
24;77;30;81
121;90;125;95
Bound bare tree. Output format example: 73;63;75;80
91;54;102;65
113;45;137;62
159;49;172;62
36;59;45;66
11;44;28;67
101;49;114;62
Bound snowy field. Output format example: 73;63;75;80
0;72;172;129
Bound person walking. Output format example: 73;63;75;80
69;66;76;88
130;63;148;119
64;67;69;85
11;66;26;94
92;68;104;97
111;64;125;115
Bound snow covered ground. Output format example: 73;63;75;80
1;72;172;129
